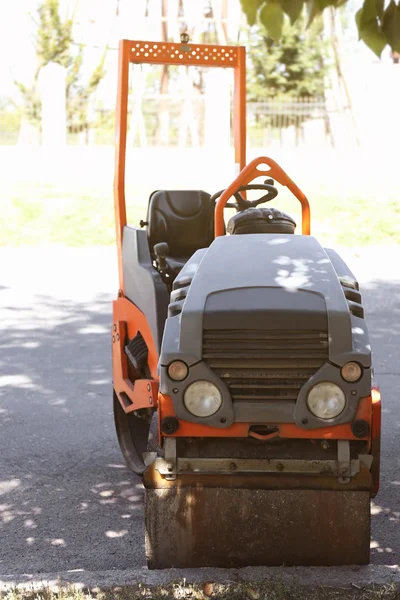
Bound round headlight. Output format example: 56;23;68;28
306;382;346;420
167;360;188;381
341;361;362;383
184;381;222;417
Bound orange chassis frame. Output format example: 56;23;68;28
111;39;381;471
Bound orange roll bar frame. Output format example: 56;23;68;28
214;156;311;237
113;39;247;294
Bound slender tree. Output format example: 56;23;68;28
15;0;107;137
156;0;171;145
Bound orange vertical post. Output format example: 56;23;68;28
113;40;130;294
233;46;247;173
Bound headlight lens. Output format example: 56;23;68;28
167;360;188;381
341;361;362;382
184;381;222;417
306;382;346;419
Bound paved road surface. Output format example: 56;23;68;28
0;247;399;577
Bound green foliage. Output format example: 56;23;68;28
247;13;329;100
240;0;400;56
355;5;387;58
382;0;400;51
240;0;266;25
13;81;41;125
36;0;74;67
280;0;304;24
260;3;285;41
66;45;108;132
15;0;107;132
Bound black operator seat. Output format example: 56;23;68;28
146;190;215;278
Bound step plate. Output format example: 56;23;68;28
145;487;370;569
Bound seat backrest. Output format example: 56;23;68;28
147;190;214;257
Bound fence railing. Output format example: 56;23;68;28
247;97;330;147
0;95;332;148
249;97;326;124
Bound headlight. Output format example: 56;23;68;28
167;360;188;381
306;382;346;420
341;361;362;382
184;381;222;417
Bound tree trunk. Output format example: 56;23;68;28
329;7;360;147
157;0;170;146
211;0;228;45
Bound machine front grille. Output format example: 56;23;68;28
203;329;329;402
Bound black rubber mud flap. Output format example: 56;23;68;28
113;391;150;475
145;487;371;569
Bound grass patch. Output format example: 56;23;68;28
1;173;399;248
2;581;399;600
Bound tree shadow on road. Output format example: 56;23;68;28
361;279;400;567
0;289;146;574
0;278;399;575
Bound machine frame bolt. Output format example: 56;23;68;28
276;463;284;471
161;417;179;435
351;420;370;439
229;462;237;471
147;384;151;392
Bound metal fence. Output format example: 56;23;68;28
247;97;329;147
0;95;332;148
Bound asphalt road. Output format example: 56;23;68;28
0;246;399;578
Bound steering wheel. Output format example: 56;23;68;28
210;179;278;212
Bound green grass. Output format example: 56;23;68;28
1;183;114;247
1;176;399;248
2;581;399;600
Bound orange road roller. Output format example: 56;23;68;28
111;38;381;569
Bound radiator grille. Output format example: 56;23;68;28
203;329;329;402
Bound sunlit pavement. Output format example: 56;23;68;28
0;246;399;585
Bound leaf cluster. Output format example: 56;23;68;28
240;0;400;56
247;12;329;100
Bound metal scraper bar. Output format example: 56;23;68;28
154;456;361;477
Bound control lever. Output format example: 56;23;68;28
153;242;169;272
